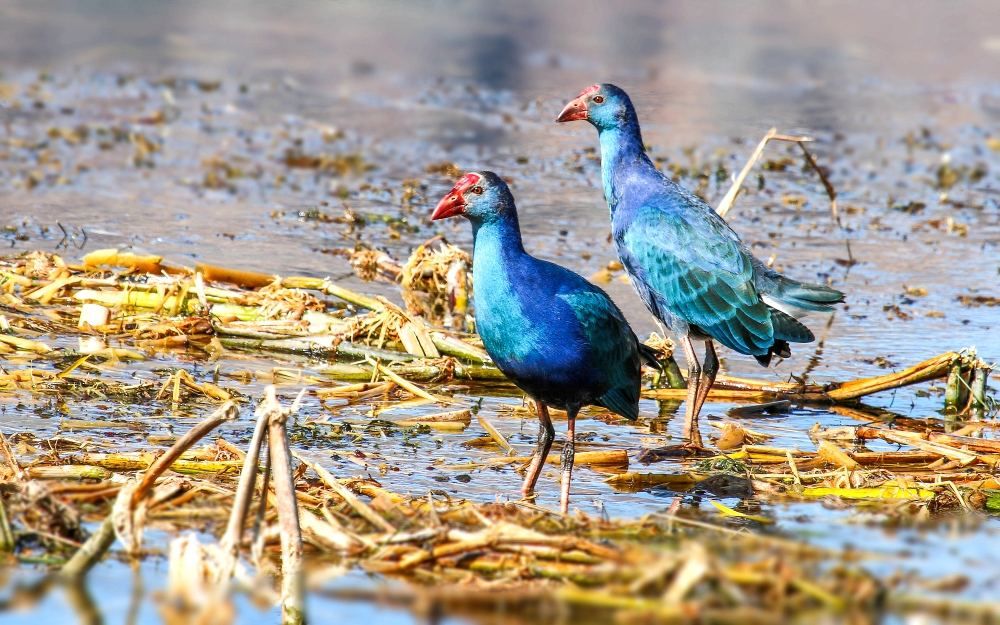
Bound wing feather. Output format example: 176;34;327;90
556;286;643;421
619;194;777;356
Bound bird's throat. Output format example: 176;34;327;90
471;216;525;267
598;126;650;214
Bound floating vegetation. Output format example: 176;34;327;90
0;242;997;622
3;403;1000;623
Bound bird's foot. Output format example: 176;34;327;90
679;440;712;455
518;492;539;506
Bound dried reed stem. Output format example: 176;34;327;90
133;401;239;505
260;387;305;625
61;401;238;579
716;127;779;218
219;401;271;564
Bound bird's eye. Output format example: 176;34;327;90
470;185;483;194
592;95;605;104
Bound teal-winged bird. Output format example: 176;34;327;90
557;84;844;448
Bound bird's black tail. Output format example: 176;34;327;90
599;387;641;421
754;342;788;367
754;308;816;367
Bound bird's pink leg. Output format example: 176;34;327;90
521;401;554;498
680;336;704;448
691;340;719;427
559;407;578;514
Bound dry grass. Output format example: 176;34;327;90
0;247;997;622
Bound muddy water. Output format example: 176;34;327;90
2;1;1000;623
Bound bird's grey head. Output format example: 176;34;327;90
556;83;637;131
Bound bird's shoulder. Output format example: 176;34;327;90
527;258;625;321
515;255;635;346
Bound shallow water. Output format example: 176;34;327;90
2;1;999;623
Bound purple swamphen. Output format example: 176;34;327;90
432;171;658;513
557;84;844;449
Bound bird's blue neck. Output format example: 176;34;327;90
471;212;526;265
469;211;532;352
598;120;656;214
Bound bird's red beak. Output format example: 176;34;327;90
556;97;588;122
556;84;600;122
432;191;465;220
431;173;481;220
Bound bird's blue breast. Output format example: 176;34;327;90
471;234;609;407
471;251;545;366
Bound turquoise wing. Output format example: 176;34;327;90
620;196;775;356
557;286;643;420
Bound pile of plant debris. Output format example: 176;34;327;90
0;245;997;623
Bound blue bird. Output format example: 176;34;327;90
432;171;658;512
557;84;844;448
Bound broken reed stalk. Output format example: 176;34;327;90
825;351;962;401
0;498;15;553
133;401;238;504
260;386;306;625
643;350;970;405
485;449;628;468
0;430;26;480
716;127;779;218
219;331;489;367
321;359;505;383
293;452;396;534
478;412;514;454
366;356;449;403
795;140;840;223
854;426;997;466
280;275;382;311
251;446;272;567
219;400;271;567
970;364;990;417
217;328;507;382
659;356;686;389
715;127;839;223
944;360;966;413
27;465;112;480
58;519;117;580
60;401;239;579
219;335;415;363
